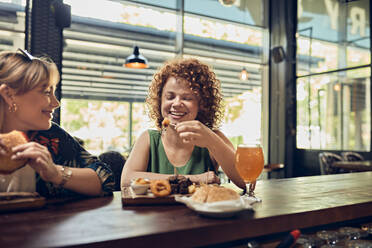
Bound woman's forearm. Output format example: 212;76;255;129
206;133;246;189
59;167;103;196
122;171;219;187
122;171;174;187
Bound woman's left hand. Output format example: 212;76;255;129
175;120;214;147
11;142;60;183
189;171;220;185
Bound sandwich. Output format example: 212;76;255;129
0;130;28;174
191;184;240;203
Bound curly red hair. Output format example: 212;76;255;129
146;57;223;129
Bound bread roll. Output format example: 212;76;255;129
191;185;239;203
0;130;28;174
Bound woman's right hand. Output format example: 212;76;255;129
11;142;60;184
189;171;220;185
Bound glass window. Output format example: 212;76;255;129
0;0;26;52
297;0;370;75
183;0;268;147
297;67;370;151
185;0;265;27
61;0;178;154
61;0;269;155
62;0;177;102
297;0;371;151
61;99;130;155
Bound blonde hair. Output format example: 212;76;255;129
0;50;60;131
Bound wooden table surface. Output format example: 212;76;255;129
1;172;372;248
332;160;372;172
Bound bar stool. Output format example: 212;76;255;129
264;163;284;179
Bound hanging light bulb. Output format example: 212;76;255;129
124;46;148;69
219;0;236;7
239;68;249;81
333;83;341;91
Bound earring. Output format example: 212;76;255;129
8;103;17;113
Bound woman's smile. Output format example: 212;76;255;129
42;110;54;119
169;110;187;120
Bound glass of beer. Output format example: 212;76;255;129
235;143;264;201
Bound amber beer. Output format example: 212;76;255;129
235;145;264;183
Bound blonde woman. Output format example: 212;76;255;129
0;49;114;197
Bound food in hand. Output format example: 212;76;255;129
162;117;170;128
0;130;28;174
191;185;239;203
150;179;171;197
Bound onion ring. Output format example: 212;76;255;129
150;180;171;197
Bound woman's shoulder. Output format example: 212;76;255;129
133;129;151;146
147;128;160;136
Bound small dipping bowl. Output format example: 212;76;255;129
131;179;150;195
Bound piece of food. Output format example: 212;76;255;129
191;185;239;203
162;117;170;128
0;130;28;174
206;185;239;203
190;184;210;203
0;192;40;201
168;175;192;194
188;184;196;194
178;176;192;194
150;179;171;197
134;178;150;185
170;182;179;194
131;178;150;195
169;175;179;194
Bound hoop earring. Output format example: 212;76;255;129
8;103;17;113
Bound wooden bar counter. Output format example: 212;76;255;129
0;172;372;248
332;160;372;172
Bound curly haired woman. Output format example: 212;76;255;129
121;58;245;189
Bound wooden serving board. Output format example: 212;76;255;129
0;192;46;213
121;187;188;206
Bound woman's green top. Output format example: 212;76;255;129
147;130;215;175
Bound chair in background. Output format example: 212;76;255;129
341;152;364;162
318;152;343;175
99;151;126;191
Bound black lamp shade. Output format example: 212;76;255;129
124;46;148;69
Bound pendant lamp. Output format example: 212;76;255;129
124;46;148;69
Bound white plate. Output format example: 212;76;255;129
175;195;254;218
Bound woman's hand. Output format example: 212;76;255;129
11;142;60;184
189;171;220;184
175;120;214;147
0;139;7;155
